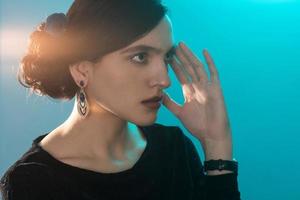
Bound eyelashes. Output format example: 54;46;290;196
131;52;148;64
131;51;175;65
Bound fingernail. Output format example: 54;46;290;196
179;41;185;48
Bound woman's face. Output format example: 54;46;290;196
88;15;175;125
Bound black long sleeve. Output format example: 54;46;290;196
1;123;241;200
1;164;58;200
178;126;241;199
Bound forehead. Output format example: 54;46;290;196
118;15;174;54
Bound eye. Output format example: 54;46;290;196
131;52;148;64
164;51;175;63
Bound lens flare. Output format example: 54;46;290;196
0;28;29;61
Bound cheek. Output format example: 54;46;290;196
91;72;138;106
90;63;152;115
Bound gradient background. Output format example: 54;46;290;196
1;0;300;199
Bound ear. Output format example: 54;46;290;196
69;61;94;87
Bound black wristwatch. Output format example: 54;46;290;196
204;159;238;174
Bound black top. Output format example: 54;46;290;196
0;123;241;200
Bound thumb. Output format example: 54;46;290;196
162;91;182;117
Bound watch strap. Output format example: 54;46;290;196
204;159;238;174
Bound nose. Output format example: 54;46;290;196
149;61;171;89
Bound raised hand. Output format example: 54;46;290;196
162;42;232;151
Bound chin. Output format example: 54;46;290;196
134;114;157;127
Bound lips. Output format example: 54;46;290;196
141;97;162;110
141;95;163;103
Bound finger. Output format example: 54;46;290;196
161;91;182;117
179;42;209;83
169;56;190;85
175;44;199;83
203;49;220;84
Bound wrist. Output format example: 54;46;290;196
201;135;233;161
206;170;234;175
204;159;238;175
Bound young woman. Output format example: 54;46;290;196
0;0;240;199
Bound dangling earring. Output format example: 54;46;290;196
77;80;89;117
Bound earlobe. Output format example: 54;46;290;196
69;61;91;87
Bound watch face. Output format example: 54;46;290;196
219;163;226;170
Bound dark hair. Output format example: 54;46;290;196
18;0;168;100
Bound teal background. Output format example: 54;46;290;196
1;0;300;199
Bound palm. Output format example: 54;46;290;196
162;42;231;142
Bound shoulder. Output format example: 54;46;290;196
0;163;56;200
1;163;52;185
0;148;56;199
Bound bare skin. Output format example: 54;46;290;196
38;15;174;173
39;13;234;176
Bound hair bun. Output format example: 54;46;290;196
44;13;68;37
17;12;76;100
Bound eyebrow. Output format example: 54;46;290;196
120;44;176;55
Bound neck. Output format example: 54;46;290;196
56;101;143;160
